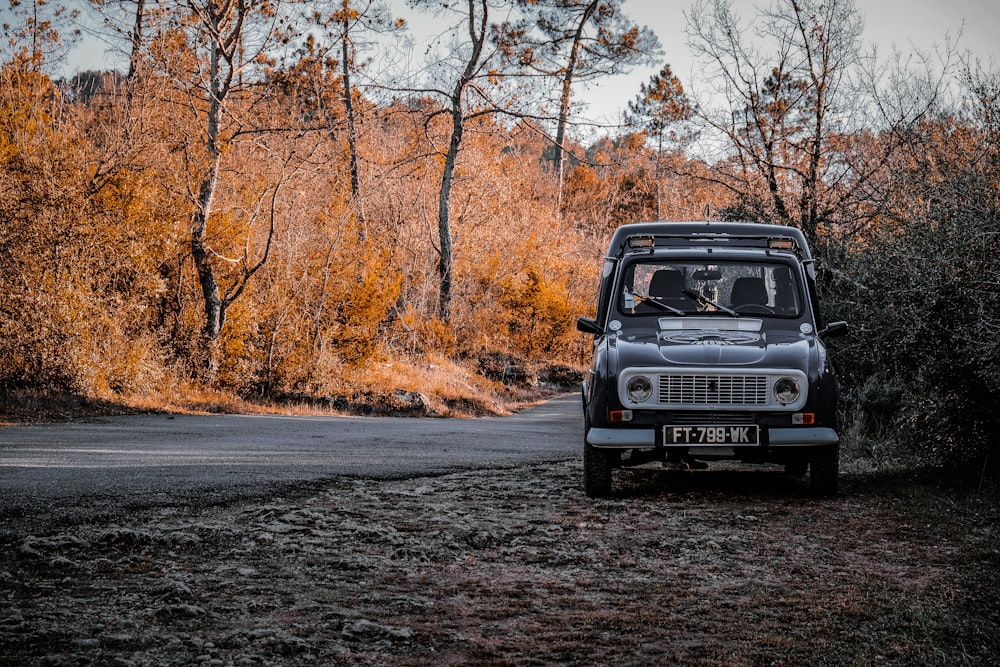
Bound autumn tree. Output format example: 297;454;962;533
136;0;291;376
626;63;693;218
333;0;367;237
686;0;906;241
0;0;81;66
503;0;661;201
403;0;526;322
0;16;170;395
0;60;81;389
285;1;404;241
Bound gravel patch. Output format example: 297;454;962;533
2;460;998;666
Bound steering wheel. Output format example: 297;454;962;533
732;303;776;315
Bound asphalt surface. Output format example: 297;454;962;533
0;395;581;536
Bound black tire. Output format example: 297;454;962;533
784;460;808;477
583;439;614;498
809;445;839;496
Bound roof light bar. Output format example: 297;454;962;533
768;237;797;250
627;236;654;249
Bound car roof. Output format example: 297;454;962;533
605;222;812;261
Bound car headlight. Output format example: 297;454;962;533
773;377;800;405
625;375;653;403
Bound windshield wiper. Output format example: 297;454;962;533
683;289;738;317
627;290;686;316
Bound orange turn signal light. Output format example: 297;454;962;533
609;410;633;423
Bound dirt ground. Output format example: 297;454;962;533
2;459;998;666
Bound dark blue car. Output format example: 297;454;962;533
576;222;848;497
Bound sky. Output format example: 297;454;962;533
578;0;1000;123
54;0;1000;124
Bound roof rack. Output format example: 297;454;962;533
605;222;811;260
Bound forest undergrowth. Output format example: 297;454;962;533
0;353;583;424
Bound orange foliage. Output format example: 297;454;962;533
0;47;728;409
0;37;822;408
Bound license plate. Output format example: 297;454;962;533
664;425;758;445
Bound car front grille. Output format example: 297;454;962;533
657;375;769;406
669;411;755;425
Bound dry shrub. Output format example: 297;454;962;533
498;266;574;359
457;242;592;364
69;329;170;399
270;347;508;417
349;355;506;416
209;239;403;397
399;307;456;358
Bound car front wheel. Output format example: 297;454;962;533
582;416;613;497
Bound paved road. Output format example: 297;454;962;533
0;395;581;535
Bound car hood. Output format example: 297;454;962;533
613;318;814;368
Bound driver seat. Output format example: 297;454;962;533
648;269;695;310
730;277;768;308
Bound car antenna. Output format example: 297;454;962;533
705;203;712;223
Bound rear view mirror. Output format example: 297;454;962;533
692;269;722;281
821;321;848;337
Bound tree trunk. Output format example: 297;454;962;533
126;0;145;82
340;2;366;241
191;33;226;376
438;111;462;321
435;0;487;322
553;1;599;209
655;132;663;219
191;157;223;374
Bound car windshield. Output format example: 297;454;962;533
619;259;803;317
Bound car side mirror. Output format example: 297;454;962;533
576;317;603;335
820;321;848;337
